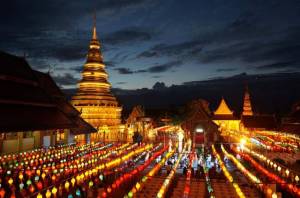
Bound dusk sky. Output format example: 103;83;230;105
0;0;299;89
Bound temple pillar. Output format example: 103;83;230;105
85;133;91;144
33;131;41;149
17;132;23;152
67;131;75;144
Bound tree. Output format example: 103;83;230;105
152;82;166;90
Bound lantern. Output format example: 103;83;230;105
8;178;13;186
295;175;299;182
45;190;51;198
285;169;290;176
71;178;76;186
51;187;58;195
64;181;70;190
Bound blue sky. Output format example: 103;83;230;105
0;0;299;89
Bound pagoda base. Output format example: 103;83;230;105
75;124;126;143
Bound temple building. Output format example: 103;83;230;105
125;105;153;142
71;20;123;143
181;99;219;152
0;51;95;153
213;97;240;132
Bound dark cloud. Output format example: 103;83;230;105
216;68;237;72
70;65;83;73
147;61;182;73
50;45;86;61
254;61;299;70
27;58;51;71
114;61;182;75
152;75;162;78
105;61;116;67
137;41;202;59
114;68;134;74
104;27;152;45
51;73;78;86
116;82;127;85
200;32;300;65
0;0;153;30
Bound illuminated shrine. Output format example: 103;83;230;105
213;97;240;132
71;19;123;142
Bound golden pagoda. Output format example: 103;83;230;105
242;86;253;116
72;18;123;143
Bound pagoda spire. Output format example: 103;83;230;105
242;85;253;116
92;12;97;40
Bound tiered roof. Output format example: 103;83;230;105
0;51;95;133
213;97;237;120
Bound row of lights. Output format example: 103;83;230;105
212;145;245;198
221;144;276;197
156;144;186;198
233;146;300;197
241;145;300;184
126;149;176;197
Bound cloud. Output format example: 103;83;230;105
70;65;83;73
152;75;162;78
216;68;237;72
105;61;116;67
147;61;182;73
116;82;127;85
0;0;154;30
114;61;182;75
104;27;152;45
27;58;51;71
254;61;299;70
137;41;202;59
114;68;134;74
51;73;79;86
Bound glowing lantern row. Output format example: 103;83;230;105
37;144;153;198
232;146;300;197
241;145;300;184
212;145;245;198
183;153;194;198
102;145;168;197
127;149;176;197
1;142;114;172
202;154;214;197
156;144;186;198
0;143;133;197
221;144;275;196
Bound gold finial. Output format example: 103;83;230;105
92;12;97;40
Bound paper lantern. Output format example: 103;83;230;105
51;187;57;195
45;190;51;198
71;178;76;186
8;178;13;185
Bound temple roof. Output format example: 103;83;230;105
214;98;233;115
0;51;95;133
34;71;96;134
213;98;237;120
